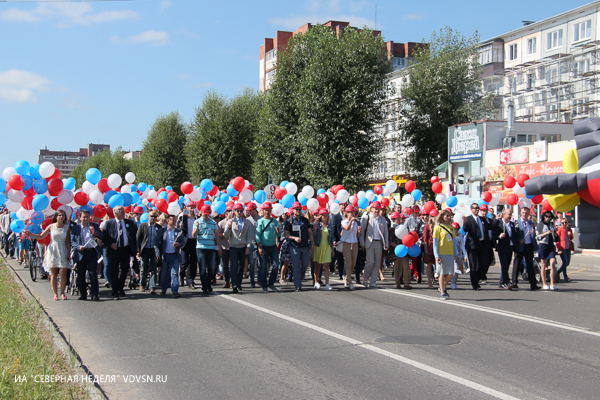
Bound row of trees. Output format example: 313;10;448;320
72;26;493;194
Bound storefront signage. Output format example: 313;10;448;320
448;124;484;162
486;161;564;181
500;147;529;164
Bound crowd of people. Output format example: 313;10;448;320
0;198;575;301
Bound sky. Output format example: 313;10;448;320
0;0;590;171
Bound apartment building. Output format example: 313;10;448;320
38;143;110;177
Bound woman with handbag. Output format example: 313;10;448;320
536;211;558;290
432;210;458;299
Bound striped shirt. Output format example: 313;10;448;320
195;217;218;249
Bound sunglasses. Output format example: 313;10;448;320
472;207;479;210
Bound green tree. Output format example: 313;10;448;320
254;24;391;190
398;27;494;184
186;89;263;188
135;111;189;191
70;147;133;186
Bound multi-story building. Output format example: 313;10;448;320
38;143;110;177
480;1;600;128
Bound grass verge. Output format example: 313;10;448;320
0;259;89;399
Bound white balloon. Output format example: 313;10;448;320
8;189;25;203
489;195;500;207
189;189;202;202
39;162;55;179
167;202;181;216
336;189;349;203
453;213;464;227
147;189;157;200
285;182;298;196
402;194;414;207
239;189;253;203
326;190;334;201
383;187;392;196
349;195;356;205
272;203;285;217
81;181;97;195
5;199;21;212
120;185;132;194
125;172;136;184
89;190;104;205
365;191;376;202
357;191;366;199
306;198;319;211
385;179;398;193
2;167;17;181
512;183;524;195
301;185;315;199
519;198;532;208
244;179;250;187
16;207;32;221
436;193;447;205
395;224;408;240
58;205;73;221
57;190;74;205
107;174;122;189
142;198;149;206
329;203;341;215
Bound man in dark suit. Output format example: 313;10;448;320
330;205;345;279
513;206;540;290
178;202;198;289
71;209;103;301
479;204;495;284
136;210;160;294
155;214;186;297
102;205;137;300
493;208;519;290
462;203;489;290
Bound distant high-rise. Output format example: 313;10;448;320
37;143;110;177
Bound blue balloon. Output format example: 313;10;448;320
30;211;44;224
33;179;48;194
200;179;213;192
22;175;33;191
0;178;6;193
86;168;102;185
10;212;17;220
411;189;422;201
108;194;124;208
227;185;238;197
478;199;489;207
407;244;422;257
10;220;25;233
214;201;227;215
394;244;408;258
79;205;93;215
317;189;326;195
121;193;133;207
200;190;207;200
459;227;465;235
129;184;137;193
26;224;42;234
14;160;30;176
32;194;49;211
280;181;289;188
254;190;266;204
219;193;229;202
358;197;370;209
298;195;308;206
0;193;5;206
63;178;75;190
281;194;295;208
179;196;185;205
138;183;147;192
524;187;535;199
158;191;168;200
29;165;41;180
140;213;149;224
131;192;140;203
103;190;117;204
165;186;173;191
488;212;493;219
446;196;458;208
148;185;154;190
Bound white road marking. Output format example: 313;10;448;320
219;293;522;400
379;288;600;338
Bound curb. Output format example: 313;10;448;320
0;252;107;400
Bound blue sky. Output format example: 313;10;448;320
0;0;586;171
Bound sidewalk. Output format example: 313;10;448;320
569;253;600;271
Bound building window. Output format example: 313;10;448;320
574;59;590;75
527;38;536;54
265;49;276;61
508;44;518;60
547;29;563;50
574;20;592;42
266;70;276;80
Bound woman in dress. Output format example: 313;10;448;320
313;209;333;290
30;210;71;300
341;205;360;290
432;209;457;299
536;211;558;290
278;212;291;284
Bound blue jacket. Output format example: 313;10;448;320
154;226;187;263
70;222;103;262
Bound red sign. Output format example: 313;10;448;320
487;161;564;181
500;147;529;164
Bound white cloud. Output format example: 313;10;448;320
175;73;191;80
0;69;52;103
270;14;376;30
160;1;172;12
0;3;139;26
110;31;170;46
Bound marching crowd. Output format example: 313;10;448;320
0;198;574;301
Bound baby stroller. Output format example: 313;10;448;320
127;257;140;290
522;254;542;283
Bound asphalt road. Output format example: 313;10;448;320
4;252;600;400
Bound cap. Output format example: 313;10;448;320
291;201;302;209
133;206;144;214
451;222;460;229
246;203;257;211
371;201;381;209
226;204;233;211
201;204;212;215
319;209;329;215
429;209;439;217
261;202;273;210
234;203;244;211
187;201;196;208
445;207;453;213
421;209;428;215
479;204;489;211
390;211;401;219
412;205;421;213
345;205;356;212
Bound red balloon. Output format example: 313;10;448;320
196;199;205;208
51;197;61;210
274;187;287;200
507;193;519;206
381;198;390;208
38;235;51;246
403;207;413;216
74;191;89;206
8;175;24;191
374;185;383;195
352;196;359;207
49;169;61;180
93;204;107;219
156;198;168;213
157;188;166;195
232;177;245;192
114;187;121;193
208;185;219;197
504;176;516;189
42;218;53;229
48;178;63;197
402;234;416;247
245;184;254;192
423;201;436;214
23;186;36;197
531;195;544;205
431;176;439;184
167;191;179;203
409;231;419;241
517;174;530;187
22;196;33;210
124;205;132;213
432;182;443;194
405;180;416;193
106;207;115;219
98;178;110;193
317;193;328;207
482;191;493;203
181;182;193;195
542;199;553;212
332;185;340;195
